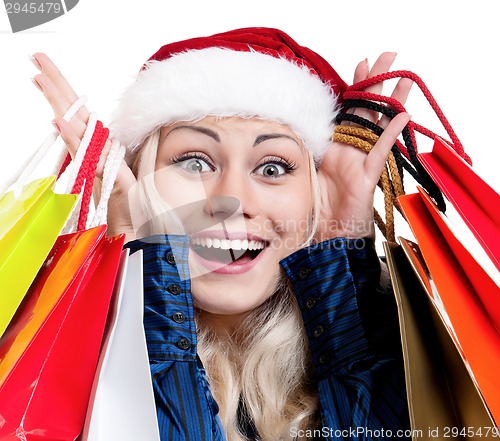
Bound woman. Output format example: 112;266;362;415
32;28;412;440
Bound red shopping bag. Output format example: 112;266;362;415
0;225;124;440
417;136;500;271
398;188;500;426
0;93;126;439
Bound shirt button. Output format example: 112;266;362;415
319;354;329;365
165;252;176;265
298;267;310;279
313;325;324;338
305;297;316;309
177;337;191;350
172;312;186;324
167;284;181;295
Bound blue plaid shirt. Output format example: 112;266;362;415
125;236;410;440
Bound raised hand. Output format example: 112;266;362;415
316;52;412;242
31;53;138;239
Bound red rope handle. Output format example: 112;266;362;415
57;153;72;180
75;122;108;231
344;70;472;165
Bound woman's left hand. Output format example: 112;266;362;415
315;52;412;242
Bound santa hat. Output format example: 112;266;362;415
110;27;347;162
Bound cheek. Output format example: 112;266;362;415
154;167;208;207
262;183;313;248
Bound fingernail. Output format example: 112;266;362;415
30;55;42;70
52;120;61;133
31;77;42;92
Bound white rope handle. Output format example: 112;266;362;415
90;138;126;227
60;112;100;234
0;96;88;197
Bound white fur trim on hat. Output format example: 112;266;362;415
110;47;339;162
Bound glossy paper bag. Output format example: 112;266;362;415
81;250;160;441
417;137;500;271
0;225;125;440
0;176;77;337
398;190;500;427
384;241;496;439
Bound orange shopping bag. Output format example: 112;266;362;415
398;188;500;427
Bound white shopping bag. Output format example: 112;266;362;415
81;249;160;441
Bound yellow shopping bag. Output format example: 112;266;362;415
0;97;94;337
0;176;77;336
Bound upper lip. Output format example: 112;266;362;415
189;231;268;243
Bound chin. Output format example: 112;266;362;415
191;274;278;316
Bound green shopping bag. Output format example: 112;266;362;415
0;97;93;337
0;176;77;336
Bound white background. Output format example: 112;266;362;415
0;0;498;250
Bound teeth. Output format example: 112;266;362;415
191;237;265;251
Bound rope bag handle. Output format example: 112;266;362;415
58;110;125;232
343;70;470;164
0;96;88;197
336;70;471;214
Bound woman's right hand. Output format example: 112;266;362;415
31;53;138;241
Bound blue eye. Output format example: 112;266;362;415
254;157;296;178
172;154;213;173
256;163;287;178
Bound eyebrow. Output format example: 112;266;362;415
253;133;300;147
165;125;221;142
164;125;300;147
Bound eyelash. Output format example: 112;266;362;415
171;152;215;170
170;153;297;176
255;156;297;176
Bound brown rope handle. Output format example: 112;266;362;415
333;126;404;242
334;125;380;145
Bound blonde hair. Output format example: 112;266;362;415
132;126;322;440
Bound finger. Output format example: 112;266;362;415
33;53;83;111
346;59;369;121
353;52;397;124
366;52;397;89
353;58;369;84
32;52;89;126
391;78;413;107
52;117;82;158
379;78;413;128
365;112;411;183
33;73;88;138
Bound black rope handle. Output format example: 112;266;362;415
336;99;447;212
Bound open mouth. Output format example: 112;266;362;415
190;237;267;265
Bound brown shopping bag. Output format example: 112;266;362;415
383;240;497;440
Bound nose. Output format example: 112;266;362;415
204;170;259;219
204;195;241;223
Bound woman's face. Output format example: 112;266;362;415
154;116;313;327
